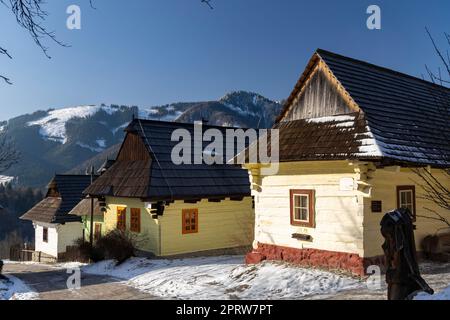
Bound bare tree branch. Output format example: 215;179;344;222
201;0;214;10
0;46;12;59
413;28;450;228
1;0;69;59
0;75;12;85
0;0;94;84
425;27;450;84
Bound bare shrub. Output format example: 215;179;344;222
95;230;139;265
72;238;104;263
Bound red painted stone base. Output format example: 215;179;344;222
246;243;385;277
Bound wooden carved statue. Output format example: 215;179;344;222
380;208;434;300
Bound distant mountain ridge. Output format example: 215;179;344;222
2;91;282;188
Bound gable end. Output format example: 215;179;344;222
277;54;360;123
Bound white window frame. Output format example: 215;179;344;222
293;194;310;223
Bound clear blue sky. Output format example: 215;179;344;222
0;0;449;120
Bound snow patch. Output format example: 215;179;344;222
96;139;106;148
0;175;14;185
27;105;119;144
223;103;258;118
306;115;356;124
415;285;450;300
76;142;104;153
82;256;361;300
112;123;129;135
0;276;38;300
139;108;183;121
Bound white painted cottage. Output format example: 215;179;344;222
243;49;450;276
21;175;94;261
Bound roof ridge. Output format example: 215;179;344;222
316;48;450;91
130;118;252;130
54;174;92;177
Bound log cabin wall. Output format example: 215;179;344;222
284;67;352;121
117;132;151;161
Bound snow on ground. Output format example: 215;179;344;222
27;105;119;144
0;276;38;300
81;256;362;300
415;285;450;300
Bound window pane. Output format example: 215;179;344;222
294;208;301;220
300;195;308;208
294;195;301;208
301;208;309;221
406;191;412;203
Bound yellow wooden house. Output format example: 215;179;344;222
243;49;450;276
83;119;254;257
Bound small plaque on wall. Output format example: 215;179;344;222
371;201;382;213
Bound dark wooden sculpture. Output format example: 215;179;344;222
0;260;5;280
380;208;434;300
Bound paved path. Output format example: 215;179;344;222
3;263;155;300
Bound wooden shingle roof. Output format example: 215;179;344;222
277;49;450;167
69;198;103;217
274;112;381;162
21;175;95;224
84;119;252;201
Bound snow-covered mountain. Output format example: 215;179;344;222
2;91;282;187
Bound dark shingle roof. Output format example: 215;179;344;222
84;120;251;201
278;49;450;167
21;175;95;224
69;198;103;217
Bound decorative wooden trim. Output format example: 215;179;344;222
396;185;416;220
289;189;316;228
208;198;225;203
182;209;199;235
184;199;201;204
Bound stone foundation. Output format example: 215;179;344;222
246;243;385;277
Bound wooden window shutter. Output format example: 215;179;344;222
130;208;141;233
117;207;127;231
182;209;199;234
94;223;102;241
